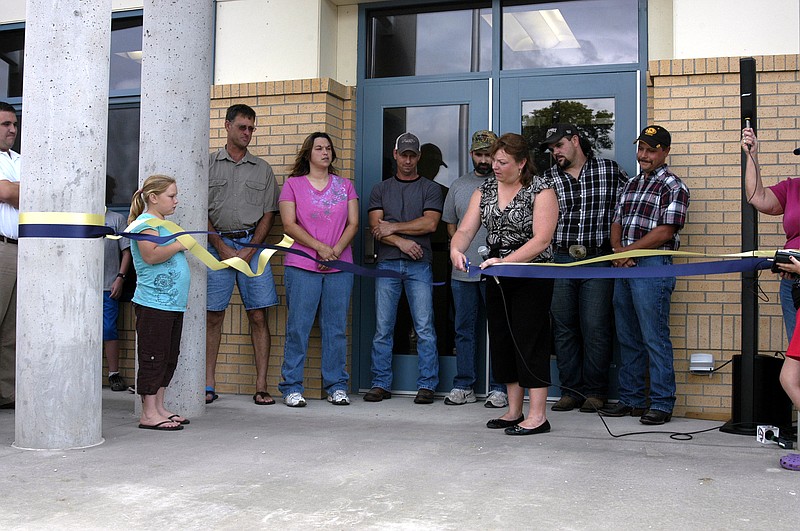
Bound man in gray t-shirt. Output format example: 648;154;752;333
103;207;132;391
366;132;443;405
441;130;508;408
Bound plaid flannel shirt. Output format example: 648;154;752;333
613;164;689;250
547;157;628;248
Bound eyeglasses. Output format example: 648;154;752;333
236;124;256;133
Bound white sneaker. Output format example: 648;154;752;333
327;389;350;405
284;392;307;407
444;388;476;405
484;390;508;408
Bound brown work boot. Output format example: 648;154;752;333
551;395;582;411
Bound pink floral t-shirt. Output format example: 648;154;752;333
279;174;358;272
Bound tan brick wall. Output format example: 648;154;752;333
648;55;800;419
108;61;798;420
110;78;356;400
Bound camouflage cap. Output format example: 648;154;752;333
471;130;498;152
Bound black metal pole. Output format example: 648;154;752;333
722;57;758;434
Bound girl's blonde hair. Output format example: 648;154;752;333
128;174;177;224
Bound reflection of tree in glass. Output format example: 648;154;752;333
523;100;614;173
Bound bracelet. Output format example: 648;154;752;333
116;273;126;279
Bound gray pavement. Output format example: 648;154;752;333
0;388;798;530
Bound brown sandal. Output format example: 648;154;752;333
253;391;275;405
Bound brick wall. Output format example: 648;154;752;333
109;59;799;420
111;78;356;400
649;55;800;419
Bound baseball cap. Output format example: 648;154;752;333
395;132;420;155
634;125;671;149
471;130;498;152
540;123;578;149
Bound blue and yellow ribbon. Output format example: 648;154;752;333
18;211;778;280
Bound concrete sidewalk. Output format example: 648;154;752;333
0;389;797;530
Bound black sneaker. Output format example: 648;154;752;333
109;373;128;392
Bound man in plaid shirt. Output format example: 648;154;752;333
600;125;689;425
541;124;628;414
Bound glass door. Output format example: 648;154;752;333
499;72;639;398
353;79;490;395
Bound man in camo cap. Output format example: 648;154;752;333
442;130;508;408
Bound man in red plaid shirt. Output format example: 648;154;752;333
600;125;690;426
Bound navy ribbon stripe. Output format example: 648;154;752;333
469;257;771;279
19;223;771;281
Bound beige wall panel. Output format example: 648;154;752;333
214;0;321;84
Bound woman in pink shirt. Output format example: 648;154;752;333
278;132;359;407
742;127;800;419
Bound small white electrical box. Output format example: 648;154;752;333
690;353;714;373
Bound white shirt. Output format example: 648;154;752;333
0;148;21;239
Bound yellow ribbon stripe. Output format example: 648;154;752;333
500;248;776;267
126;217;294;278
20;211;106;227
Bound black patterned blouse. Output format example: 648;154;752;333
478;175;553;263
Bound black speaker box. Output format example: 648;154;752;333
721;354;794;435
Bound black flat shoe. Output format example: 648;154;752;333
486;415;524;429
639;409;672;425
504;420;551;436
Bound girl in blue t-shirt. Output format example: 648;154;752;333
127;174;191;431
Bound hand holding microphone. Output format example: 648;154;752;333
478;245;501;284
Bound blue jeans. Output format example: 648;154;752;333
780;277;796;342
551;253;614;399
103;291;120;341
370;260;439;391
279;267;352;397
613;255;677;412
451;279;505;393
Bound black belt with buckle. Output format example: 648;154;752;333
0;235;18;245
554;244;603;259
219;227;255;239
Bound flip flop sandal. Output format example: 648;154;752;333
168;414;190;425
253;391;275;405
205;386;218;404
138;420;184;431
779;453;800;471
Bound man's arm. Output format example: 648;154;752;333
369;208;426;260
207;218;240;261
238;211;275;263
0;180;19;209
109;248;132;300
611;223;678;267
371;210;441;239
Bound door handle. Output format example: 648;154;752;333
364;227;377;264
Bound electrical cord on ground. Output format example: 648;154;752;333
492;276;779;442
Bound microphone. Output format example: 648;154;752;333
744;118;752;150
794;148;800;155
477;245;500;284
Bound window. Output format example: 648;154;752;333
0;26;23;99
368;4;492;78
501;0;639;69
0;12;143;205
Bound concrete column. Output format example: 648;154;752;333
137;0;212;418
15;0;112;449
